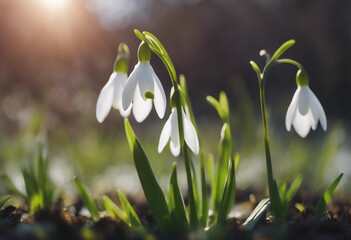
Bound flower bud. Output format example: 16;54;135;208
296;68;309;86
137;41;151;62
114;43;130;73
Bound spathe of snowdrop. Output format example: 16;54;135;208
285;69;327;137
121;42;166;123
96;43;131;123
158;107;199;157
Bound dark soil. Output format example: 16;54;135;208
0;190;350;240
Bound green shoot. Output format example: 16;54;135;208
243;198;270;230
74;177;100;221
315;173;343;219
117;191;142;227
168;163;188;231
103;195;129;225
22;149;55;213
0;195;11;209
124;119;171;232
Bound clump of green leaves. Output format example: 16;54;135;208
22;148;56;213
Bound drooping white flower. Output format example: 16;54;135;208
96;72;132;123
96;43;131;123
121;42;166;123
158;107;199;156
285;86;327;138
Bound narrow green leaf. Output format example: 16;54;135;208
216;156;236;225
279;182;288;211
206;96;224;121
269;39;295;63
269;178;284;224
103;195;129;226
117;191;141;227
169;163;188;231
74;177;100;221
134;29;147;42
0;195;11;209
219;92;229;123
315;173;343;219
250;61;261;81
242;198;270;230
0;174;26;198
286;175;303;202
124;119;171;232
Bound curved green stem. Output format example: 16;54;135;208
276;59;303;69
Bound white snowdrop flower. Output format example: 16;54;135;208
158;107;199;157
121;42;166;123
96;43;131;123
285;69;327;138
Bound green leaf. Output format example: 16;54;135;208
269;178;284;224
74;177;100;221
169;163;188;231
286;175;303;202
250;61;261;81
103;195;129;225
242;198;270;230
206;96;224;122
219;92;230;123
124;119;171;232
0;195;11;209
216;155;236;225
315;173;343;219
117;191;141;227
0;174;26;198
279;182;288;211
269;39;295;63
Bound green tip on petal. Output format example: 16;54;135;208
296;69;309;86
114;43;130;73
145;91;154;99
138;41;151;62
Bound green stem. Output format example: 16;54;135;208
174;90;198;228
259;83;274;186
276;59;303;69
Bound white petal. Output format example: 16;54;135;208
121;64;140;111
137;62;154;100
170;109;180;156
152;69;167;119
297;86;310;115
112;73;127;109
308;103;318;130
132;84;152;123
111;73;132;117
182;108;199;155
308;88;327;131
158;111;173;153
285;88;300;131
292;111;311;138
96;74;115;123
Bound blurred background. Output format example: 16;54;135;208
0;0;350;200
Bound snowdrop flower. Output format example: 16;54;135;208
121;42;166;123
158;107;199;157
96;43;131;123
285;69;327;137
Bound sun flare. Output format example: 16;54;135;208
40;0;68;10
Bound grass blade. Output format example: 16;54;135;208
169;163;188;231
216;155;236;225
74;177;100;221
286;175;303;202
243;198;270;230
0;195;11;209
124;119;171;232
117;191;141;227
315;173;343;219
103;195;129;225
